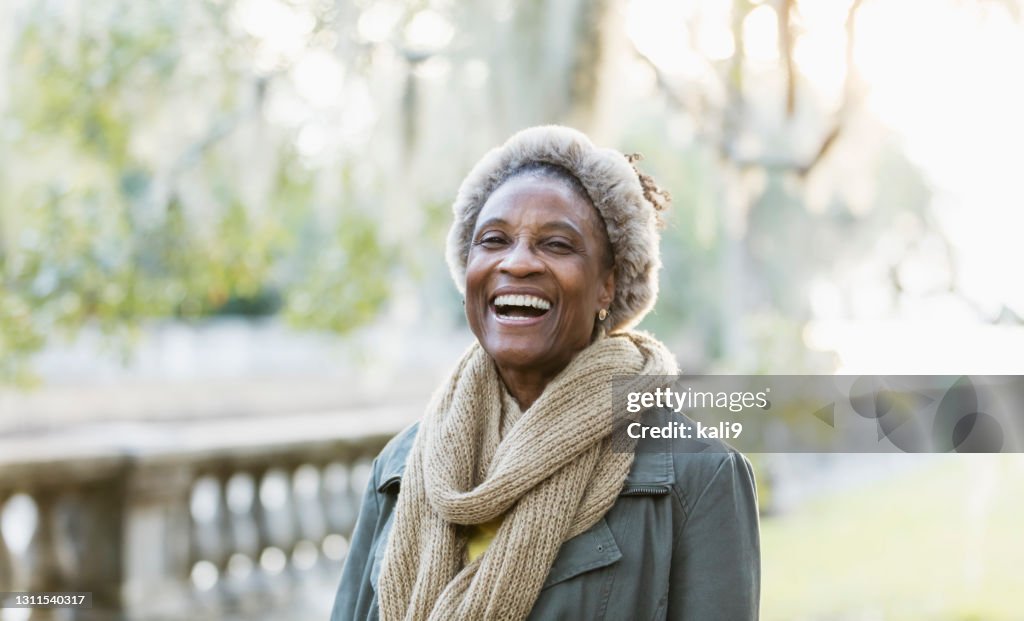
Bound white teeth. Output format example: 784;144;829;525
496;314;533;321
493;294;551;310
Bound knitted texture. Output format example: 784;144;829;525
377;331;679;621
445;125;667;332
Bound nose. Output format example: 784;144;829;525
499;237;544;277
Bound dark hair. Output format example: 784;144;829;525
625;153;671;228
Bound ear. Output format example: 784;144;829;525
598;268;616;310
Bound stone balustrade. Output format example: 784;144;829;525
0;407;415;621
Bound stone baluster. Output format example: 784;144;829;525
26;491;63;592
212;468;238;608
10;491;56;621
248;466;272;561
222;470;264;615
322;462;355;544
292;463;327;576
240;466;275;608
50;492;83;592
283;460;321;600
315;462;343;568
187;473;226;615
61;480;127;615
277;464;302;586
224;472;261;562
0;492;12;591
251;467;292;602
268;468;299;554
122;462;194;619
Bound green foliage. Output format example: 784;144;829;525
0;0;396;384
283;211;394;333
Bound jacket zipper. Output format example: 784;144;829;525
620;485;670;496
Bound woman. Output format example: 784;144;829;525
331;126;760;620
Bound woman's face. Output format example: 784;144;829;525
465;174;615;378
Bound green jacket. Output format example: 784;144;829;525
330;415;760;620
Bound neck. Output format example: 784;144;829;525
493;335;608;410
495;366;558;411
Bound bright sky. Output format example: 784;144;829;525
625;0;1024;371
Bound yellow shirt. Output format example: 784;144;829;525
466;515;504;562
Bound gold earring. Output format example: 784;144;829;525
598;308;608;321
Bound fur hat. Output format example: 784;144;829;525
446;125;667;332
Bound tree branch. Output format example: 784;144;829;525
727;0;865;176
793;0;865;177
778;0;796;118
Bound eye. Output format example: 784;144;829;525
475;233;508;248
545;238;575;253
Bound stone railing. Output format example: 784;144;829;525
0;407;415;621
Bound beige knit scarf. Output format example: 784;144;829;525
377;331;678;621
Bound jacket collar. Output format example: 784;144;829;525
377;422;419;493
623;443;675;487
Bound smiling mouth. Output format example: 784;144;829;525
492;294;552;321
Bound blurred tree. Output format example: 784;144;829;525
0;0;398;383
0;0;619;383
